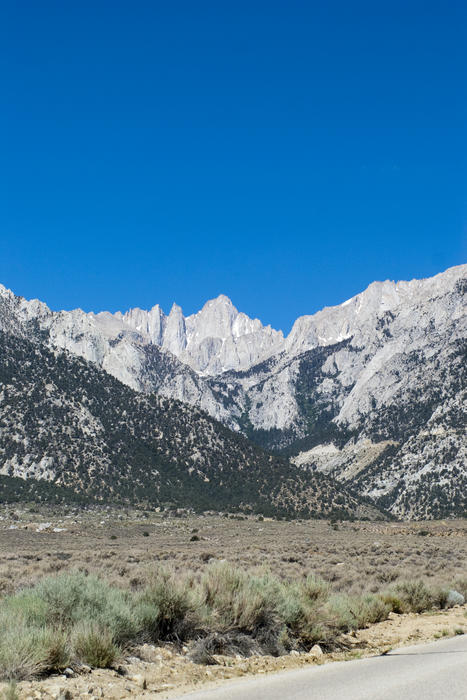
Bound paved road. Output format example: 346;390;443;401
174;635;467;700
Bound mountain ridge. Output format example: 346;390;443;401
0;328;380;519
2;263;465;371
0;263;465;519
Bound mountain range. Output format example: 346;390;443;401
0;263;465;519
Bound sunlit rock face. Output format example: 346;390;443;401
0;263;466;518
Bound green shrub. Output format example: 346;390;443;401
276;576;330;646
453;579;467;599
395;581;434;613
325;594;390;632
0;610;68;680
9;572;138;645
199;565;331;650
0;563;462;678
381;592;404;614
431;588;450;610
301;575;330;605
38;628;70;670
135;568;197;641
222;581;276;633
326;594;358;632
0;571;135;680
200;564;278;635
72;621;117;667
352;595;390;627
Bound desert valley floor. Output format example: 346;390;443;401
0;508;466;699
1;508;466;595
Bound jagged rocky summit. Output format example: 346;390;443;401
0;263;465;519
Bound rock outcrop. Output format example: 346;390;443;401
0;263;465;518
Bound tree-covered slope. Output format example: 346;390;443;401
0;331;380;519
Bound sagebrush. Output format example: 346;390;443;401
0;564;463;680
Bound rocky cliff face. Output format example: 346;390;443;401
0;263;465;519
213;266;466;519
0;285;282;425
0;289;283;377
226;265;466;434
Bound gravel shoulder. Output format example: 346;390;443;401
171;634;467;700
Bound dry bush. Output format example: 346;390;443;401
0;512;466;676
199;563;280;639
0;610;68;680
394;581;434;613
190;632;258;665
134;567;197;642
72;621;118;668
6;572;137;646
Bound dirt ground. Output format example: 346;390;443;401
0;506;466;699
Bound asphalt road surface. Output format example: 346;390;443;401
174;634;467;700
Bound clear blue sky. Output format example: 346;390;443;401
1;1;466;332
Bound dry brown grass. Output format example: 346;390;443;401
0;507;465;598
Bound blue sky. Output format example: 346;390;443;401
1;1;465;332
